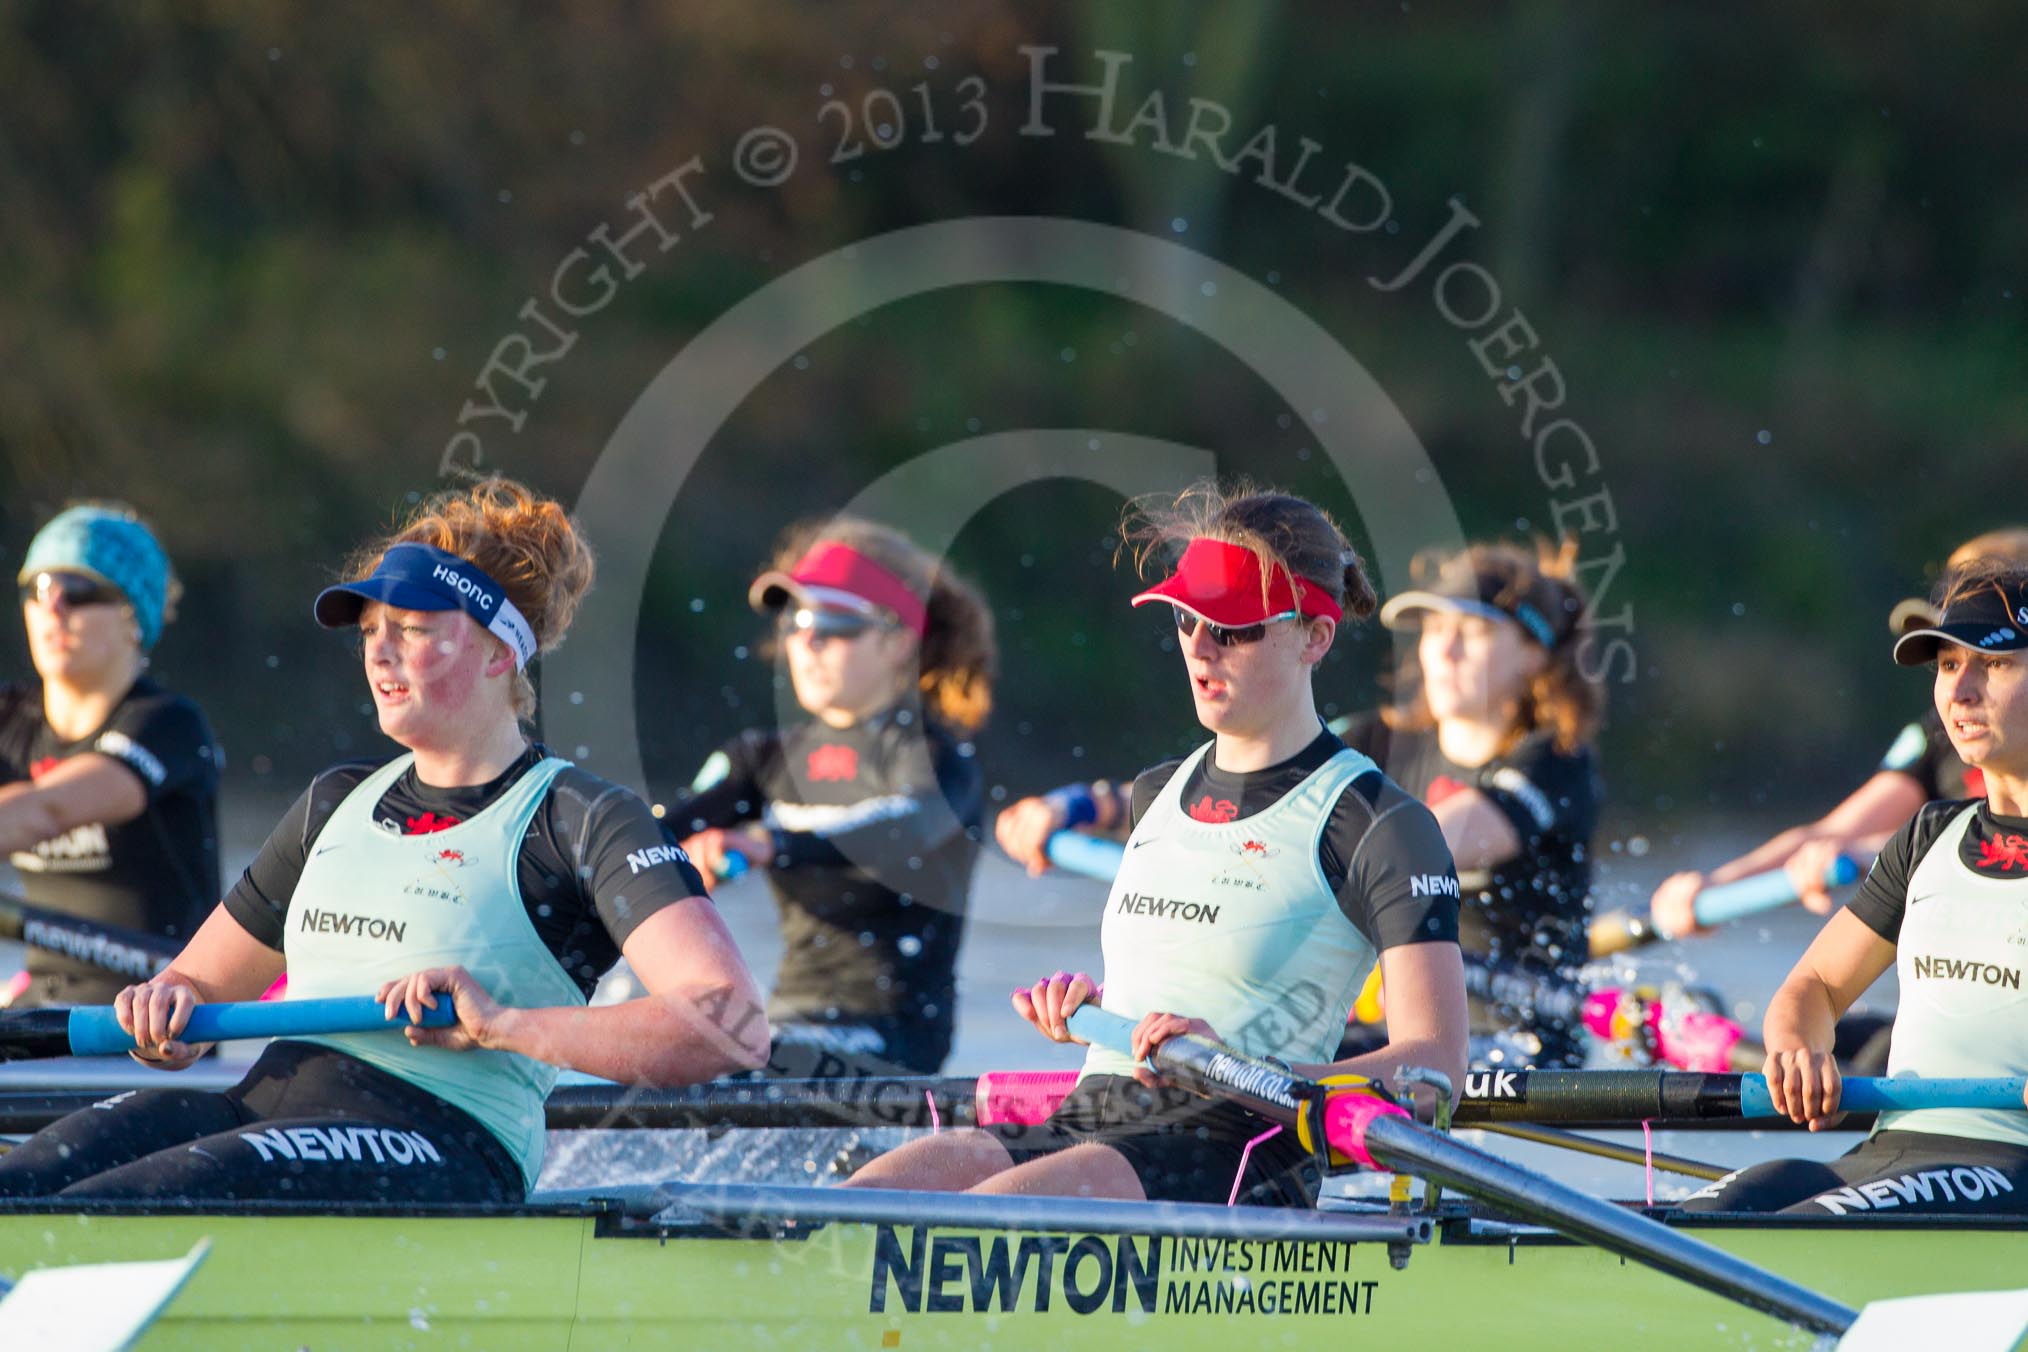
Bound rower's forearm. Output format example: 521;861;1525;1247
1761;976;1838;1054
0;788;63;857
1709;826;1812;884
492;989;771;1086
1304;1034;1468;1105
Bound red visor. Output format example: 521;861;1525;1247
747;541;929;636
1130;537;1344;626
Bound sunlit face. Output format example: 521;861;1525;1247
358;602;511;748
1416;608;1545;728
781;609;916;725
21;572;138;689
1176;607;1333;739
1935;644;2028;777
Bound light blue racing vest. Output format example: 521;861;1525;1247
1082;741;1381;1082
284;753;586;1187
1876;803;2028;1149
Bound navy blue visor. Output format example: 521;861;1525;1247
313;543;538;669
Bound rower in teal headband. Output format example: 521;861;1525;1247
18;505;176;652
1;501;218;1009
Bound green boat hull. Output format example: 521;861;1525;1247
3;1192;2023;1349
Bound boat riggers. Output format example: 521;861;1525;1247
1062;1004;1858;1336
0;996;458;1062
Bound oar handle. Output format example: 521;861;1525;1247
1043;831;1125;882
65;995;460;1057
1740;1074;2028;1118
1065;1003;1139;1056
1690;855;1861;931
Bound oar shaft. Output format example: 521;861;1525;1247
1064;1004;1856;1337
1359;1114;1854;1333
0;894;177;980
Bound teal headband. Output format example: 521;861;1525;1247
20;506;174;649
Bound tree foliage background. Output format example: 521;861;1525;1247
0;3;2022;853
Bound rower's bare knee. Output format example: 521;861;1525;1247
841;1127;1014;1192
969;1142;1145;1201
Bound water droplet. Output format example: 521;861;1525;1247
1171;217;1188;234
1199;280;1217;296
1756;429;1772;445
1059;347;1077;363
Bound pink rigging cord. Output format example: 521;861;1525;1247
1641;1118;1656;1207
1228;1124;1284;1207
926;1090;941;1134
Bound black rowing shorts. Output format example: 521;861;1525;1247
0;1040;523;1204
990;1073;1321;1208
1676;1129;2028;1217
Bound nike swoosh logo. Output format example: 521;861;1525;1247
1131;838;1159;849
312;844;344;858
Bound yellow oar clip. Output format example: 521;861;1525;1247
1294;1074;1386;1166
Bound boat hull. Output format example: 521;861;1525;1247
2;1192;2022;1349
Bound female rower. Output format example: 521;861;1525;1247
0;504;220;1008
999;539;1599;1067
1649;526;2028;935
672;518;994;1075
1336;540;1599;1066
847;481;1468;1207
0;479;768;1203
1680;560;2028;1216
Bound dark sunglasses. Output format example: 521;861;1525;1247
1173;606;1301;647
19;571;124;610
776;607;891;642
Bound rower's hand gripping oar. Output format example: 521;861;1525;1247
1589;855;1862;956
0;995;459;1062
1064;1003;1858;1338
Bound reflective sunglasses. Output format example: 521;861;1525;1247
1172;607;1301;647
776;607;891;642
19;571;124;610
